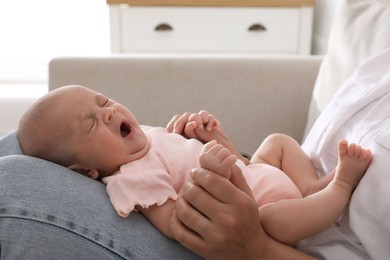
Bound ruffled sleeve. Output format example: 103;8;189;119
104;163;178;217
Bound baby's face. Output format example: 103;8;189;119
53;86;149;178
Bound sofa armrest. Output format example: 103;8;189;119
49;55;321;154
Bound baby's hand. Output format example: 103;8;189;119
189;110;221;131
198;140;237;179
166;110;222;141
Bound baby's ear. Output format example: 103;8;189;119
68;164;99;180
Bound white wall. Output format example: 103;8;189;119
0;1;337;138
312;0;339;54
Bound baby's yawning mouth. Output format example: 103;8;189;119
120;121;131;137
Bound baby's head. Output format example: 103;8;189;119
18;85;150;180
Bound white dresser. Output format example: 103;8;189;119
107;0;314;54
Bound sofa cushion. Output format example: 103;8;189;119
305;0;390;133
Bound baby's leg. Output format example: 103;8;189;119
251;133;330;196
259;140;372;245
198;140;238;179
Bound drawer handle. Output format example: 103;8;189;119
155;23;173;32
248;23;267;32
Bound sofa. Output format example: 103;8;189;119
0;55;321;259
48;55;322;154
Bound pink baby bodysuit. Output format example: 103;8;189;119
103;126;302;217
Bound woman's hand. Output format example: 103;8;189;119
170;166;315;260
170;165;266;259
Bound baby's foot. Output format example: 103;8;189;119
198;140;237;179
333;140;372;193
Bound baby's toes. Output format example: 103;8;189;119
360;149;372;161
353;145;362;159
338;140;349;157
347;143;356;157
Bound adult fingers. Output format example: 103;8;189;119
171;112;192;134
191;166;253;205
183;121;198;139
166;114;180;132
229;164;254;197
170;201;208;256
182;179;225;218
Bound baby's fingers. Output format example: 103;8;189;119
199;110;220;131
200;140;218;154
199;141;236;179
166;114;180;133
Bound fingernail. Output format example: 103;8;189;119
190;168;198;177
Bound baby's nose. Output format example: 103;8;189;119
103;107;115;123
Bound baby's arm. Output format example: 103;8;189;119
167;111;250;164
139;141;238;240
138;200;176;239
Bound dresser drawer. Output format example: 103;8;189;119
116;7;303;54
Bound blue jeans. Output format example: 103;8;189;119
0;131;200;259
